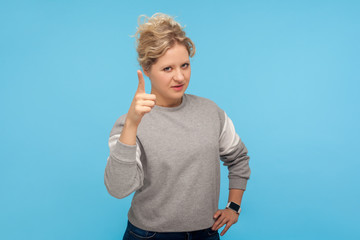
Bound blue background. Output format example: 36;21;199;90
1;0;359;239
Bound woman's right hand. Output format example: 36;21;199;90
125;70;156;127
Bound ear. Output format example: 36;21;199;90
142;66;150;77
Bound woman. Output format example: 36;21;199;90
104;13;251;240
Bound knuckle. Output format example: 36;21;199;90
135;105;142;112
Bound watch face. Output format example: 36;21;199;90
229;202;240;212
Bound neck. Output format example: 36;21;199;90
151;92;183;108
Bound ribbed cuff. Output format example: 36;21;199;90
229;177;248;190
110;140;137;163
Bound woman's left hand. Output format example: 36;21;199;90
211;209;239;236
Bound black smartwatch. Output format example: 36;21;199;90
226;201;241;214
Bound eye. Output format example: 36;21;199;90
181;63;190;68
163;66;172;72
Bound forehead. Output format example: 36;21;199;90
155;43;189;66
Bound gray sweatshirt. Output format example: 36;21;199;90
104;94;251;232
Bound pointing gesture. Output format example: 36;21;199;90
137;70;146;93
125;70;156;127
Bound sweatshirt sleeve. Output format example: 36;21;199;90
104;116;144;199
219;110;251;191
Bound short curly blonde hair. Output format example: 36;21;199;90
133;13;196;72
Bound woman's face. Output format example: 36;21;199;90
144;43;191;107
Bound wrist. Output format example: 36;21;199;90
226;201;241;215
118;119;139;146
124;118;139;129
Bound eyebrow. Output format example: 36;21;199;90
159;61;190;69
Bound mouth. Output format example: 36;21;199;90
171;84;185;91
171;84;184;88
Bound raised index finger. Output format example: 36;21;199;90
137;70;145;93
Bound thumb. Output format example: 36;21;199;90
136;70;146;93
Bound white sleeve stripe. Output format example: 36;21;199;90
108;133;143;168
108;134;120;149
219;112;241;155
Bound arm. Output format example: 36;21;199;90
104;122;144;199
104;70;156;199
228;188;244;207
119;119;139;145
218;111;251;190
212;111;251;235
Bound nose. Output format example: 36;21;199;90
173;68;185;82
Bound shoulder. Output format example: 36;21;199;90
185;94;226;127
